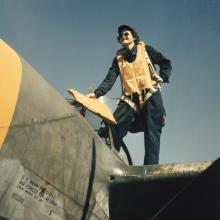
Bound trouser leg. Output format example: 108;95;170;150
142;92;164;165
111;100;136;151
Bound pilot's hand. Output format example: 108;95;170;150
86;92;97;99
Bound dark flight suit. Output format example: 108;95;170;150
94;45;172;165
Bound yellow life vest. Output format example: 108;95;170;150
116;41;156;96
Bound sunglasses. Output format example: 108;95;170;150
119;32;130;39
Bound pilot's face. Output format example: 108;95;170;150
119;30;135;48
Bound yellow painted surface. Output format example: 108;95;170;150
67;88;116;125
0;39;22;149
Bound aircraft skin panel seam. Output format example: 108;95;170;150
6;115;78;128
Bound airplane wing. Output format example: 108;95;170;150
109;159;220;220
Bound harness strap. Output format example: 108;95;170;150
121;83;161;112
121;95;138;111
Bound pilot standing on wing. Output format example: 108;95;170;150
88;25;172;165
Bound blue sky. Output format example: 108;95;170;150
1;0;220;165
